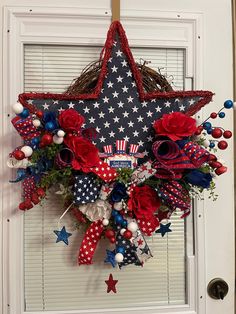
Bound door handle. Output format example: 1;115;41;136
207;278;229;300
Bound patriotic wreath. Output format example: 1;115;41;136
8;106;233;267
8;21;233;272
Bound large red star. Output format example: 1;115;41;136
105;273;118;293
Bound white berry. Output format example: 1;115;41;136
21;146;33;157
33;119;41;127
115;253;124;263
102;218;109;226
120;228;126;235
53;135;64;144
113;202;123;211
57;130;65;137
203;139;210;148
127;221;138;233
12;102;24;114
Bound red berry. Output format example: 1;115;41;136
19;202;26;211
36;110;43;118
105;229;115;239
209;154;217;161
195;126;203;135
36;187;46;198
211;128;223;138
210;112;217;119
41;134;53;146
215;166;227;176
13;150;25;160
123;230;132;239
223;130;232;139
198;125;204;131
218;140;228;150
31;193;40;205
110;237;116;244
195;129;202;136
209;161;222;169
24;199;33;210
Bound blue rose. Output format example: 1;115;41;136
185;170;212;189
110;182;128;202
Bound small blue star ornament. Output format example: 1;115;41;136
156;223;172;237
54;226;72;245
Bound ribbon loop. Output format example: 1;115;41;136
78;220;104;265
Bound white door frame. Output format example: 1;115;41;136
0;5;225;314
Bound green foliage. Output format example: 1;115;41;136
40;167;72;190
116;168;134;184
31;144;74;197
143;178;161;188
31;143;62;163
208;180;218;201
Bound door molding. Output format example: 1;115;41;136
2;6;205;314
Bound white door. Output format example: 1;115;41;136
1;2;234;314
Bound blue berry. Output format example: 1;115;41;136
112;210;119;217
209;142;215;148
121;220;128;228
207;128;212;134
19;108;29;119
224;100;233;109
203;122;212;130
45;121;55;131
115;215;123;225
31;137;40;145
219;112;225;118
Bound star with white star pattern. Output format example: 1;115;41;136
107;81;113;88
20;21;213;163
68;102;75;108
43;103;49;109
93;102;99;108
122;85;128;92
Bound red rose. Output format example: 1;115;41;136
128;185;160;219
58;109;85;133
64;136;100;171
153;112;197;141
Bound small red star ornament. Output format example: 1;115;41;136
105;273;118;293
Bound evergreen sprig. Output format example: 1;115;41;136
31;143;62;163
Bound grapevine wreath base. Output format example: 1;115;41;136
8;21;233;293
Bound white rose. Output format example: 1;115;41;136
78;199;112;222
